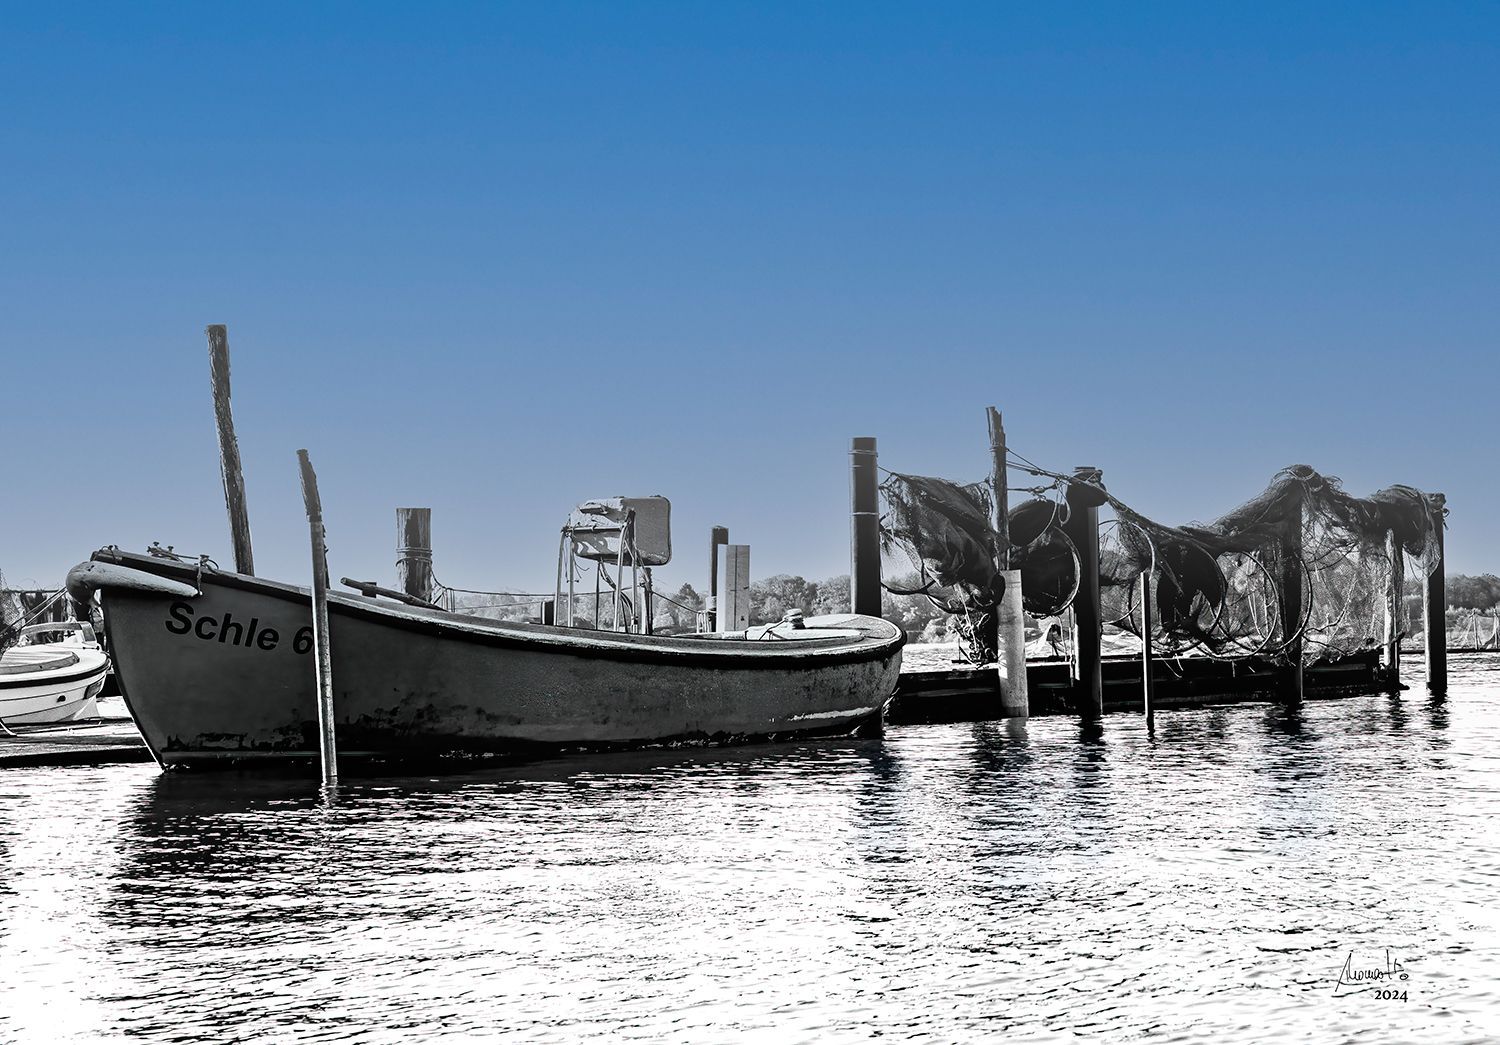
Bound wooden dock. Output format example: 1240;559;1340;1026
891;648;1392;724
0;718;151;767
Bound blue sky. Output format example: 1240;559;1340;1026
2;2;1496;593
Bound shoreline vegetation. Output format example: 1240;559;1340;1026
6;571;1499;652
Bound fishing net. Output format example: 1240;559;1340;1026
0;570;20;657
880;462;1441;667
877;473;1001;663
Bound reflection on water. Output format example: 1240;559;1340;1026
2;655;1498;1043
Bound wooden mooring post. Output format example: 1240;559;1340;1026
396;508;434;603
1063;467;1104;719
1280;502;1306;702
1140;570;1155;727
1384;529;1404;685
987;408;1028;718
851;437;882;617
1424;493;1448;695
297;450;338;788
207;324;255;575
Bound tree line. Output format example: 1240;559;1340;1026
658;573;949;636
1401;573;1500;612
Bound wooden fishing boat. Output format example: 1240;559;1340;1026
67;549;904;770
0;623;110;725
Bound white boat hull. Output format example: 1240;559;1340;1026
0;647;110;725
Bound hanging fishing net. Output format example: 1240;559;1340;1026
881;460;1441;668
0;570;20;657
877;473;1002;663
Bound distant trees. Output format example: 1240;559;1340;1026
749;574;818;624
656;582;704;632
1445;574;1500;611
744;571;947;636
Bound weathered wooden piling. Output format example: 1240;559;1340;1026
1063;467;1104;719
707;526;729;631
297;450;338;788
851;437;882;617
207;324;255;575
396;508;434;604
1280;504;1305;701
1424;493;1448;695
1384;529;1404;680
987;408;1028;718
1140;570;1155;727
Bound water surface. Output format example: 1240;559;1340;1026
2;655;1496;1042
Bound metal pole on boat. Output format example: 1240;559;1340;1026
567;538;576;627
297;449;339;788
627;510;640;634
850;437;881;617
643;569;654;635
708;526;729;630
207;324;255;575
396;508;434;603
555;529;568;628
1424;493;1448;695
988;408;1028;719
1063;466;1104;720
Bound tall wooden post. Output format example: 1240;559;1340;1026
987;409;1009;565
987;408;1028;718
851;437;882;617
1280;498;1305;701
1140;570;1155;727
396;508;434;603
297;450;338;788
207;324;255;575
1424;493;1447;695
1064;467;1104;719
1384;529;1404;683
707;526;729;630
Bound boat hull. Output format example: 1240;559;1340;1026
88;552;904;769
0;650;109;725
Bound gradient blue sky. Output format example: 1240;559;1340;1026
2;2;1496;594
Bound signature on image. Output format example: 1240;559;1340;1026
1333;948;1410;999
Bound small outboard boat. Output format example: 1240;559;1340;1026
0;622;110;726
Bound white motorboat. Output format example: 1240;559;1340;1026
0;622;111;725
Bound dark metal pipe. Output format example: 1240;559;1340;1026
851;437;881;617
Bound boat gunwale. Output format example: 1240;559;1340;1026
91;549;906;669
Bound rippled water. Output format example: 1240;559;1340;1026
2;656;1497;1043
